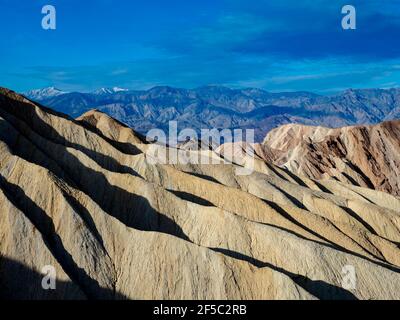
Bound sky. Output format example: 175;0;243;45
0;0;399;93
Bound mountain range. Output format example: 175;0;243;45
22;86;400;141
1;87;400;299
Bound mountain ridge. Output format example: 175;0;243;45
22;86;400;142
262;120;400;196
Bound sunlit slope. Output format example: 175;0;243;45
0;88;400;300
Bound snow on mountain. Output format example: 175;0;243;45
92;87;129;95
22;85;400;142
23;87;68;100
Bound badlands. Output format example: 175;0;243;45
0;88;400;300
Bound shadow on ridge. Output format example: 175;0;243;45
0;92;140;177
77;116;144;156
0;257;128;300
263;198;400;273
0;92;191;242
0;175;127;300
211;247;358;300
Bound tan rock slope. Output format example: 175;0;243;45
1;87;400;300
261;122;400;196
77;109;147;146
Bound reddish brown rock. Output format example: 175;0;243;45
260;122;400;196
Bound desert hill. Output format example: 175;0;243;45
261;122;400;196
220;121;400;197
1;88;400;300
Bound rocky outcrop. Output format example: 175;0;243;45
261;122;400;196
77;109;147;146
1;88;400;300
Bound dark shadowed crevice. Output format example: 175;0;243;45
340;206;377;235
277;166;309;188
261;199;400;272
0;175;117;299
264;199;338;246
0;257;129;300
265;184;307;209
0;96;141;178
312;180;333;194
0;112;191;243
211;247;358;300
77;117;145;156
346;161;375;190
341;172;361;187
167;189;215;207
182;170;222;185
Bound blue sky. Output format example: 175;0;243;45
0;0;399;93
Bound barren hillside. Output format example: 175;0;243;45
1;88;400;300
262;122;400;196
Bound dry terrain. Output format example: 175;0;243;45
1;88;400;300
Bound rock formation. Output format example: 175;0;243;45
261;122;400;196
1;88;400;300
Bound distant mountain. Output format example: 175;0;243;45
22;85;400;141
92;87;129;95
23;87;68;100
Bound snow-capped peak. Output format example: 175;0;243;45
23;87;68;100
93;87;129;95
112;87;129;92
